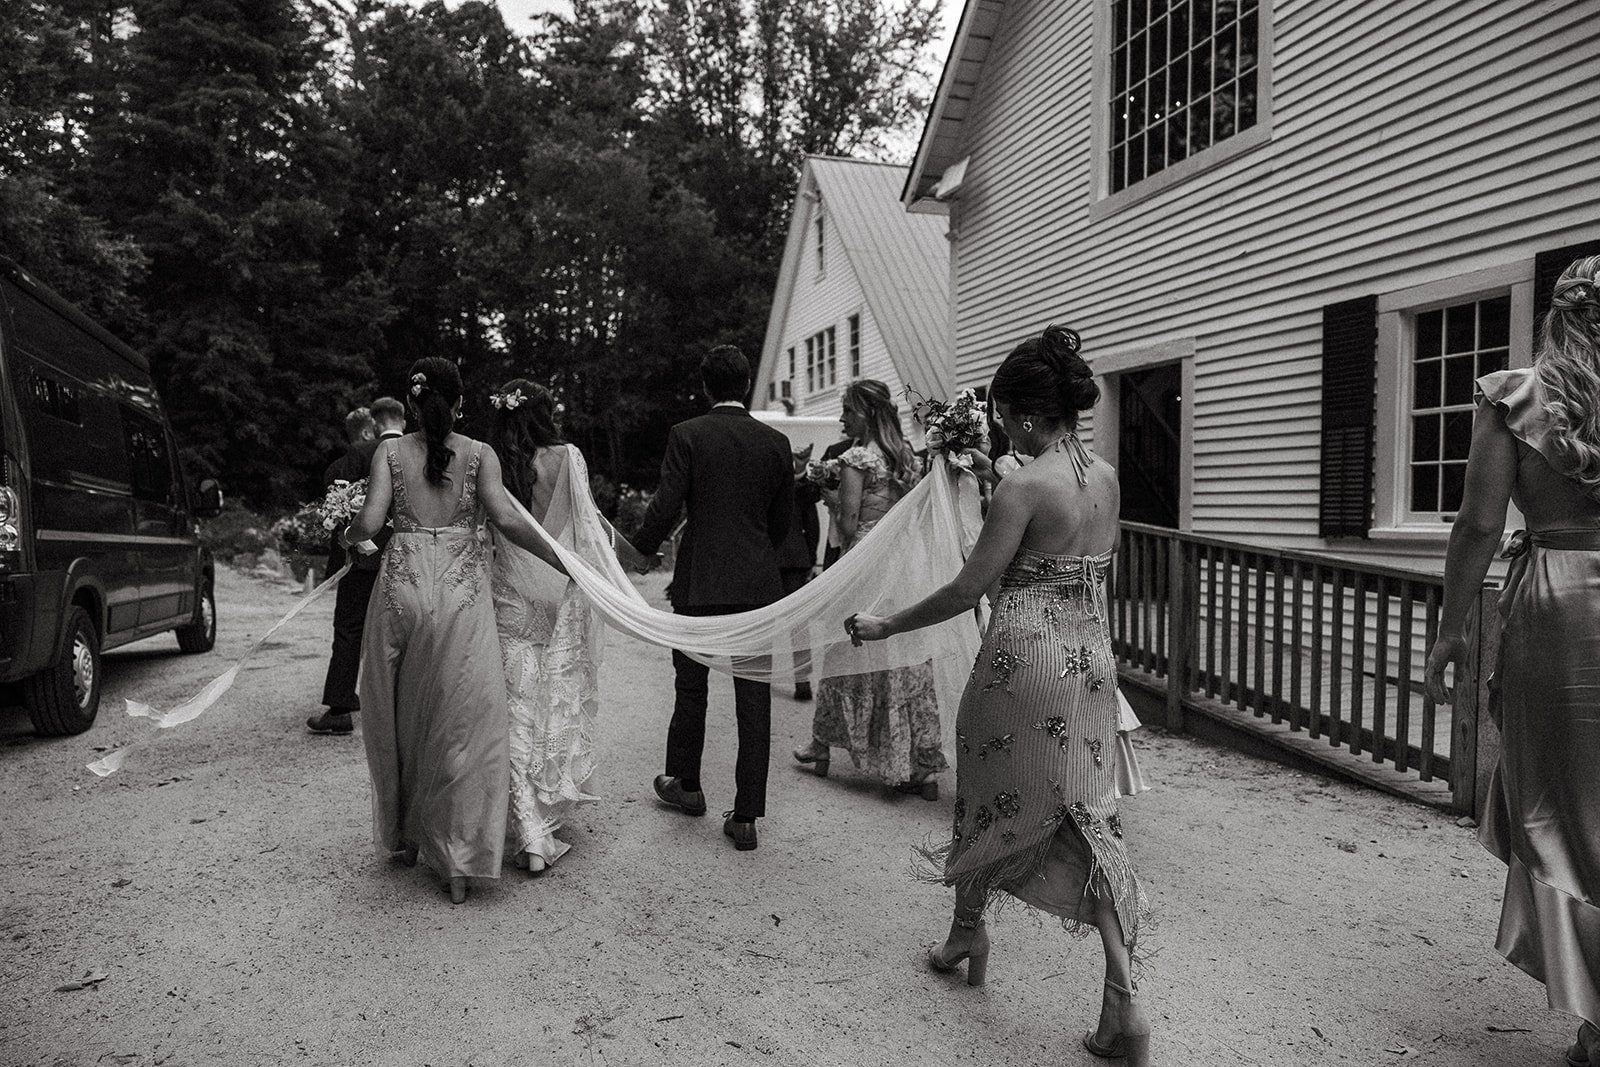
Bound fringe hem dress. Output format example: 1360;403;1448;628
921;546;1145;942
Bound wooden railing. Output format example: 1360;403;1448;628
1109;522;1498;813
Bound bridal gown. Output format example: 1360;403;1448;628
492;444;604;867
927;535;1143;942
358;439;509;881
1475;368;1600;1028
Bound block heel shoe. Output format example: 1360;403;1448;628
792;741;830;777
1082;978;1151;1067
925;920;990;987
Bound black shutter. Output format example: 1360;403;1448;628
1319;295;1379;539
1533;239;1600;349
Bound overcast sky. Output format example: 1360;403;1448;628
459;0;961;66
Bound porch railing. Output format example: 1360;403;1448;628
1109;522;1499;814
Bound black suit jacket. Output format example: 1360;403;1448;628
634;407;794;609
324;432;401;573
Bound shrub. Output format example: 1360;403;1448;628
199;503;280;562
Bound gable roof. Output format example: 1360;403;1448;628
756;156;953;407
902;0;1008;210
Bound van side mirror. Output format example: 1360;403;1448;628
195;478;224;519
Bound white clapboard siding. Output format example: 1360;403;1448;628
928;0;1599;573
755;157;952;427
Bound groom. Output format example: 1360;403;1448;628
633;346;794;851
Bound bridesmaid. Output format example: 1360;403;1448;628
793;379;946;797
344;357;566;904
847;326;1151;1066
1426;255;1600;1064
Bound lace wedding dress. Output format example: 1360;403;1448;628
492;444;640;866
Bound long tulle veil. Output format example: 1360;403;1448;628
507;455;986;762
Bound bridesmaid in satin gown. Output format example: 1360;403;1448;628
847;325;1152;1066
344;357;566;904
1427;255;1600;1064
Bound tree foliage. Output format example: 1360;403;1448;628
0;0;942;505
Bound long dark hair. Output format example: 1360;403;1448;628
488;379;563;509
843;379;918;485
407;356;462;486
989;323;1098;430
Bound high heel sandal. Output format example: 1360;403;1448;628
792;741;829;777
511;850;548;875
925;916;990;987
447;876;468;905
893;776;939;801
1082;978;1151;1066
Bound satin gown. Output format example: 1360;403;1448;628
358;440;510;882
1475;369;1600;1028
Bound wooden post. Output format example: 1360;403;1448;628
1451;584;1499;815
1164;535;1189;731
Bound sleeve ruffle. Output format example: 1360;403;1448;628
1475;367;1553;459
838;444;884;473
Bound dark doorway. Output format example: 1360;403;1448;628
1117;364;1182;527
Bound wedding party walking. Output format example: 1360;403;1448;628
3;0;1597;1065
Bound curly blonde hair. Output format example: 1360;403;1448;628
1534;255;1600;500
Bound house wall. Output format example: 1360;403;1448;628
763;185;911;421
946;0;1599;572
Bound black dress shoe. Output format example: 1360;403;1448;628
653;775;707;816
307;710;354;734
723;814;758;851
793;682;812;701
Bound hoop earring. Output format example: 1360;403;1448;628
1022;419;1034;433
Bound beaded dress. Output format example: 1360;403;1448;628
358;438;509;882
926;437;1143;941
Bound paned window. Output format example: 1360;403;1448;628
814;197;825;274
825;326;837;385
1408;295;1509;516
806;328;836;390
848;315;861;378
1109;0;1262;193
787;346;796;384
805;336;818;392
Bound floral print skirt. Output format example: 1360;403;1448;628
813;663;947;785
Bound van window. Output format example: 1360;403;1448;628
122;409;174;504
31;369;83;425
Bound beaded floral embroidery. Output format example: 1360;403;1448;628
984;646;1028;691
993;790;1022;818
976;734;1015;759
1107;811;1124;839
1084;736;1105;767
1033;716;1071;749
1060;644;1094;679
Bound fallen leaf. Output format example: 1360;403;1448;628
54;969;108;992
111;878;132;888
770;914;782;927
1310;1026;1331;1044
189;817;207;824
1335;840;1358;853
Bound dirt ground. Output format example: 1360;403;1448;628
0;566;1579;1067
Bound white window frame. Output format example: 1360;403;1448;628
1090;338;1197;531
1371;262;1535;542
848;313;862;378
825;325;837;386
1089;0;1275;221
814;199;826;278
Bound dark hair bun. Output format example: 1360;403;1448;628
1067;375;1100;412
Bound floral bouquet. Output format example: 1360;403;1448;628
803;457;842;492
910;387;987;470
271;511;329;555
295;479;375;556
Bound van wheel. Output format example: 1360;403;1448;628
22;606;101;736
176;581;216;654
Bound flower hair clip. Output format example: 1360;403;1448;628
410;372;428;397
489;389;526;411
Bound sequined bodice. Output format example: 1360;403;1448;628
1000;547;1112;587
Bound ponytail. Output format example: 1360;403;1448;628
406;356;463;486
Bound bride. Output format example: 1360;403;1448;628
487;379;649;872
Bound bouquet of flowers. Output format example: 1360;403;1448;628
803;457;842;492
317;479;375;554
910;387;987;470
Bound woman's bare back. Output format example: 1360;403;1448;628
1011;442;1121;557
389;433;480;528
